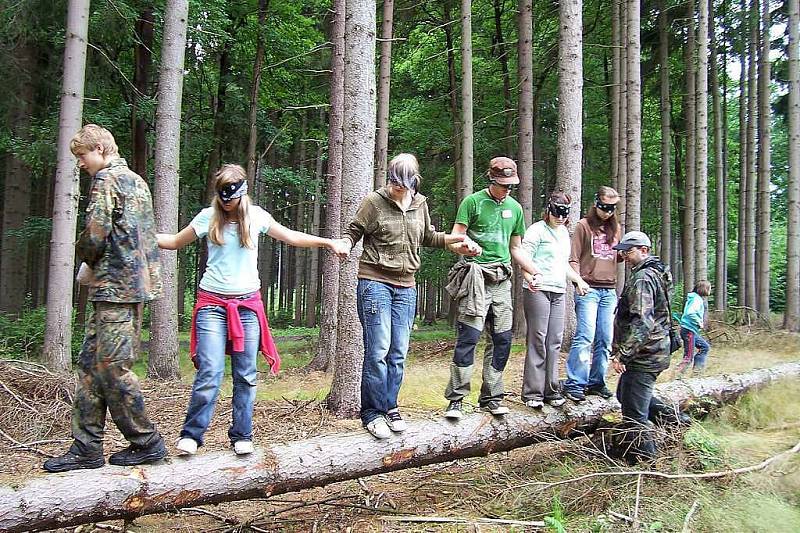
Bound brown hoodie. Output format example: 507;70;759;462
569;218;621;288
344;187;446;287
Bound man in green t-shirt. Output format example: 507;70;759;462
443;157;542;419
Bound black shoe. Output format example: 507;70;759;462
564;389;586;402
652;409;692;427
109;439;167;466
586;385;614;399
481;400;509;415
43;450;104;473
444;400;463;420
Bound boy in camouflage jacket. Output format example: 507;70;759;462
44;125;166;472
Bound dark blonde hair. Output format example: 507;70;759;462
208;164;253;249
70;124;119;157
693;280;711;297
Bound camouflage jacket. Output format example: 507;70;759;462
611;256;672;373
76;158;163;303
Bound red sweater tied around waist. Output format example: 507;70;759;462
189;290;281;375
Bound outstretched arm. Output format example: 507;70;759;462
157;226;198;250
267;221;350;258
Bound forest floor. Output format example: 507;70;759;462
1;319;799;532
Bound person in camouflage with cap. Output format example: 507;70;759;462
44;125;166;472
610;231;688;463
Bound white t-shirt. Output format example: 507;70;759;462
191;205;274;295
521;220;571;293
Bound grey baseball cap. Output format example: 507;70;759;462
612;230;652;251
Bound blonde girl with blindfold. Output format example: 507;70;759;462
157;164;349;456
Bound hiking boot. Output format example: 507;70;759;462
482;401;509;416
108;438;166;466
546;395;567;407
233;440;255;455
365;417;392;439
386;409;408;432
524;399;544;409
43;450;104;473
175;437;198;456
564;389;586;402
586;385;614;399
444;400;463;420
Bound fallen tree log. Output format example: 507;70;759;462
1;361;799;532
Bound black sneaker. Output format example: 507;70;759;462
564;389;586;402
444;400;463;420
109;438;167;466
43;450;104;473
481;401;509;416
586;385;614;399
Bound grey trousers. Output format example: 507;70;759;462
522;290;565;402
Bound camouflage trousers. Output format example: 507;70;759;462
70;301;161;455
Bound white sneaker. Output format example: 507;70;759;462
386;409;408;432
233;440;254;455
175;437;198;456
524;399;544;409
365;417;392;439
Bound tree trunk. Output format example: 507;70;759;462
658;0;671;268
710;0;726;310
443;0;462;200
745;0;758;317
682;2;697;293
4;362;800;533
492;0;513;156
245;0;270;188
205;41;234;203
0;42;34;314
513;0;534;340
737;34;748;308
624;0;641;231
616;0;627;222
785;0;800;331
306;134;324;328
148;0;189;381
423;280;437;325
459;0;474;201
695;0;710;283
556;0;583;347
610;0;621;185
42;0;90;372
374;0;394;189
327;0;376;417
131;7;154;177
307;0;344;373
755;0;771;317
293;116;308;328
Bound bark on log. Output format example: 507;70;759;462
2;362;799;532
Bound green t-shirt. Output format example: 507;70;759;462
455;189;526;264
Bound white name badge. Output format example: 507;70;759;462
502;209;513;219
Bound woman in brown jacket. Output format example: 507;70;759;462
343;154;478;439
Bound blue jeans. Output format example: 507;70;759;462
565;288;617;393
181;305;260;445
678;327;710;372
357;279;417;425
